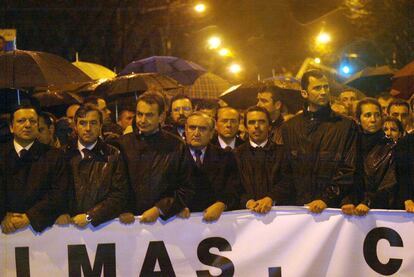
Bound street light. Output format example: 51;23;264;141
314;57;321;64
218;48;231;57
208;36;221;49
194;3;207;13
316;32;331;44
229;63;242;74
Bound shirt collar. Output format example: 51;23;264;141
14;140;35;156
78;140;98;157
249;139;268;148
189;146;207;162
218;136;236;149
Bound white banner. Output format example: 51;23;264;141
1;207;414;277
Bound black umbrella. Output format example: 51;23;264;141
344;65;396;97
0;50;91;89
219;81;303;113
31;90;83;107
119;56;207;85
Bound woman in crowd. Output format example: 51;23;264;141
352;98;398;215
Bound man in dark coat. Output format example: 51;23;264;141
278;70;358;214
211;107;244;150
179;112;239;221
56;104;128;228
0;105;69;234
118;92;193;223
234;106;288;214
163;94;193;140
395;133;414;212
257;85;285;144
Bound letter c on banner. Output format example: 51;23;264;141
363;227;403;276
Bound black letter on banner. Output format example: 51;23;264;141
68;243;116;277
15;247;30;277
140;241;176;277
268;267;282;277
196;237;234;277
363;227;403;276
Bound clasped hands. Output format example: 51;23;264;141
1;213;30;234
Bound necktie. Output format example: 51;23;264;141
195;149;203;168
82;148;93;159
224;146;232;152
19;149;28;159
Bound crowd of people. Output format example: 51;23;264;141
1;69;414;234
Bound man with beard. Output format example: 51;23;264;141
118;92;193;223
179;112;239;221
257;85;284;144
278;70;358;214
211;107;244;150
164;94;193;140
56;104;128;228
234;106;288;213
0;105;69;234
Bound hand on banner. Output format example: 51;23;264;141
405;200;414;213
204;202;226;222
246;199;258;211
253;197;273;214
140;207;160;223
119;213;136;224
10;213;30;229
341;204;355;215
1;212;17;234
306;200;327;213
72;214;89;228
354;204;369;216
55;214;71;225
177;207;191;219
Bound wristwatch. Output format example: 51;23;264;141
86;213;92;223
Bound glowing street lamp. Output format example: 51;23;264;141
316;32;331;44
208;36;221;49
194;3;206;13
218;48;231;57
314;57;321;64
229;63;242;74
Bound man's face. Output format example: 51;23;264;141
185;115;214;149
97;98;111;122
303;76;330;108
378;97;393;115
389;105;409;129
257;92;277;114
10;108;39;145
339;91;357;111
171;99;192;127
37;117;53;145
66;104;80;127
383;121;401;141
75;111;102;146
118;110;134;130
136;101;161;134
216;108;239;139
360;103;382;134
246;111;269;145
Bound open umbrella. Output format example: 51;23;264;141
344;65;396;97
219;81;303;112
119;56;207;85
94;73;182;100
183;72;232;99
31;90;83;107
0;50;91;89
72;61;116;80
390;60;414;99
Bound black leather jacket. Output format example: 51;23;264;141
118;129;193;219
63;138;128;226
357;130;397;208
280;106;358;207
